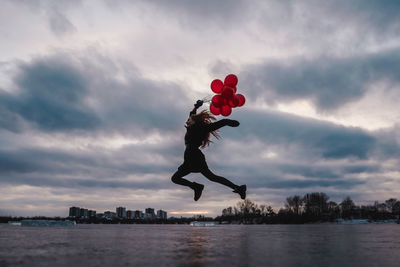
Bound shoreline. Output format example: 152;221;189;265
3;218;399;226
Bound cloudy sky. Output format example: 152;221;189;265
1;0;400;217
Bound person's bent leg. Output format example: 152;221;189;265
171;168;204;201
201;168;238;189
171;169;193;187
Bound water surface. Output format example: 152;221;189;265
1;224;399;266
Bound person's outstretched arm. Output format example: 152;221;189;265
189;100;203;116
207;119;240;132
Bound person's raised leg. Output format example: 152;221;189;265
201;168;246;199
201;168;238;189
171;168;204;201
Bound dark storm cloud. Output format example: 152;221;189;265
196;105;385;191
275;162;380;179
276;164;340;179
0;52;194;191
264;178;365;190
0;150;38;173
0;147;98;176
0;145;177;191
344;0;400;32
95;76;189;134
343;164;381;174
0;142;179;178
69;55;190;134
231;109;376;159
212;157;373;191
0;104;386;192
0;106;23;132
0;173;169;190
0;53;191;134
1;57;100;131
218;167;365;190
371;126;400;161
241;48;400;111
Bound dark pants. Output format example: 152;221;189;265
171;166;237;190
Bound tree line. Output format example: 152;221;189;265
215;192;400;224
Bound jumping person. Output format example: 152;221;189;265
171;100;247;201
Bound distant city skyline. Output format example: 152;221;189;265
68;206;168;220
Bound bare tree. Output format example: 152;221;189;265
375;201;387;213
226;206;233;216
259;204;266;216
222;207;233;217
236;199;256;215
385;198;397;213
393;201;400;219
285;195;303;215
328;201;338;211
303;192;329;217
340;196;355;219
266;206;275;216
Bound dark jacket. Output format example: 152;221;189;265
178;105;235;172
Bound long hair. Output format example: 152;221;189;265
191;110;220;148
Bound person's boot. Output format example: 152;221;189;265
192;182;204;201
233;185;246;199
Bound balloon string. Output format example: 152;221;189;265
201;94;213;103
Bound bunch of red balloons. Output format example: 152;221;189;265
209;74;246;116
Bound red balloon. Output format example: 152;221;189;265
210;79;224;93
210;104;221;115
237;94;246;106
228;95;240;107
211;95;224;108
221;86;234;100
224;74;238;87
220;105;232;117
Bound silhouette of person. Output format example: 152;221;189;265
171;100;246;201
